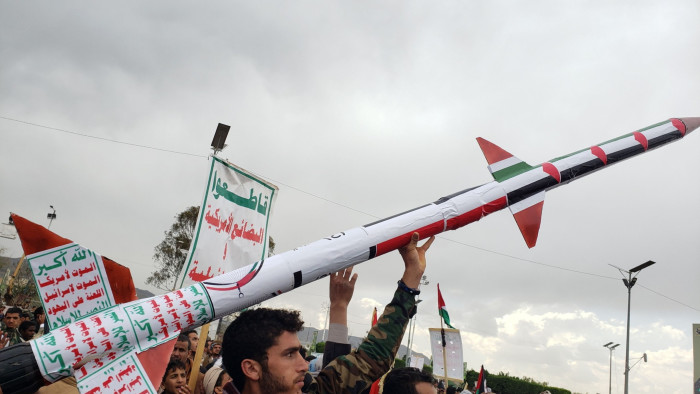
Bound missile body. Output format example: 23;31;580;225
5;117;699;393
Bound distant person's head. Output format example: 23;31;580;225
183;329;199;356
20;311;30;322
202;366;232;394
222;307;307;393
2;307;22;329
446;386;457;394
161;359;187;394
210;341;222;356
170;334;191;363
381;367;436;394
33;307;45;324
19;320;37;340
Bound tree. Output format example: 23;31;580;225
147;206;199;291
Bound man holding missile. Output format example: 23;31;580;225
221;232;434;394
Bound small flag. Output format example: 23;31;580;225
371;307;378;327
475;365;485;394
437;283;455;329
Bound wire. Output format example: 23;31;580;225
2;114;698;312
0;115;208;158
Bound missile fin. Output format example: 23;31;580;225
476;137;534;182
508;191;545;248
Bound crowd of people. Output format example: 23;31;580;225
2;232;480;394
0;305;49;347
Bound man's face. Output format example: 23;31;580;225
416;382;438;394
211;343;221;356
171;340;189;362
36;313;45;324
187;332;199;352
162;367;187;394
20;325;36;341
258;331;308;394
3;313;20;329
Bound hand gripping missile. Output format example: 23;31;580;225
0;117;697;394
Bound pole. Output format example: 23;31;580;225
624;271;632;394
440;320;448;386
608;347;613;394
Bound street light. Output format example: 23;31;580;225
406;275;429;366
610;260;656;394
604;342;620;394
47;205;57;229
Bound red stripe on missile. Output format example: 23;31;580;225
671;118;686;136
374;220;444;257
590;146;607;165
374;196;508;257
542;163;561;183
476;137;513;165
634;132;648;150
445;196;508;230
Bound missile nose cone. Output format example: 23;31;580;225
680;117;700;134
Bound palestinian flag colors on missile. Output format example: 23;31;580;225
476;117;700;247
1;117;698;394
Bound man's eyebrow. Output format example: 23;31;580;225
283;346;301;353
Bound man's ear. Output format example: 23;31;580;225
241;359;262;381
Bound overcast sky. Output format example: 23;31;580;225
2;1;699;392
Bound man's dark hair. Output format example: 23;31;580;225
447;386;457;394
182;329;196;336
33;307;44;316
382;367;436;394
176;333;191;350
222;308;304;391
5;307;21;315
19;321;36;332
162;359;187;382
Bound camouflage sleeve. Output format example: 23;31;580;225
309;287;416;394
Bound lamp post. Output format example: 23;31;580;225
611;260;656;394
406;275;429;366
47;205;57;229
603;342;619;394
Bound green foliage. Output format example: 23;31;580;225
422;364;433;376
314;341;326;353
146;206;199;291
393;357;406;369
466;370;571;394
1;257;40;308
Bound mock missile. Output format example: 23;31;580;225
0;117;697;394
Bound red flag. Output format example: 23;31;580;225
12;214;136;304
475;364;485;394
371;307;378;327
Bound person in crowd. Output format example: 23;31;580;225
183;329;199;360
221;232;434;394
371;367;437;394
20;311;31;323
320;266;357;370
1;307;22;347
202;366;232;394
33;306;49;338
171;334;191;364
19;321;37;342
161;359;191;394
203;341;222;370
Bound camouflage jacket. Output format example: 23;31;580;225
2;326;22;347
307;286;416;393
